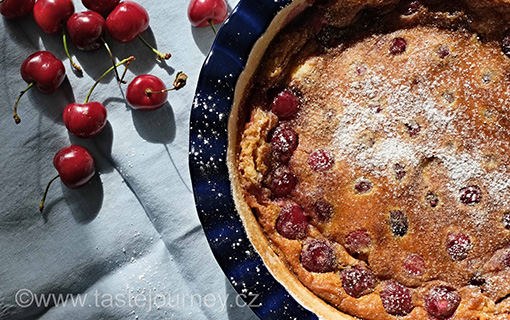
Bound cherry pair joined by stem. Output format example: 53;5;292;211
65;11;122;81
0;0;35;20
188;0;228;34
64;56;135;138
126;72;187;110
106;1;171;60
13;51;66;124
33;0;83;71
39;145;96;212
32;0;114;77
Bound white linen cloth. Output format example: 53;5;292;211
0;0;258;319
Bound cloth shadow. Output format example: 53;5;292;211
71;43;118;82
28;78;75;125
224;278;259;320
92;121;114;163
131;102;176;144
1;16;42;51
63;173;103;224
191;26;216;56
106;27;162;75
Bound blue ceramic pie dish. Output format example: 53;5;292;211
188;0;318;319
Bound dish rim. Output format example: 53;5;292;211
189;0;321;319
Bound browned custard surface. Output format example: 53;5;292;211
236;0;510;318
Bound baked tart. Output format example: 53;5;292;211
229;0;510;318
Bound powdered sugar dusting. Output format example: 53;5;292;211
333;67;453;179
326;32;510;210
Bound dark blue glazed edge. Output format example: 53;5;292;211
188;0;318;319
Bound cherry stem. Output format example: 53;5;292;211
62;30;82;71
209;20;217;35
39;175;60;213
84;56;135;103
13;82;35;124
146;87;176;95
137;35;171;60
119;60;131;84
101;37;124;84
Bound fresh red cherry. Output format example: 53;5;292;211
33;0;77;70
188;0;228;34
65;11;124;80
20;51;66;93
63;56;134;137
106;1;148;43
33;0;80;71
82;0;119;16
33;0;75;34
126;72;186;111
54;146;96;188
63;102;107;138
126;75;167;111
0;0;35;19
106;1;171;59
13;51;66;124
39;145;96;212
66;11;106;51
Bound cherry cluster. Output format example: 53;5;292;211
0;0;227;213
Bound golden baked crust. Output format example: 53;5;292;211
234;0;510;318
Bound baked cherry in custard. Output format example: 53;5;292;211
270;89;300;119
403;254;426;277
270;166;297;198
340;265;376;298
424;286;461;319
271;124;298;163
380;281;413;316
308;149;334;172
345;229;372;257
300;239;335;273
276;202;308;240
